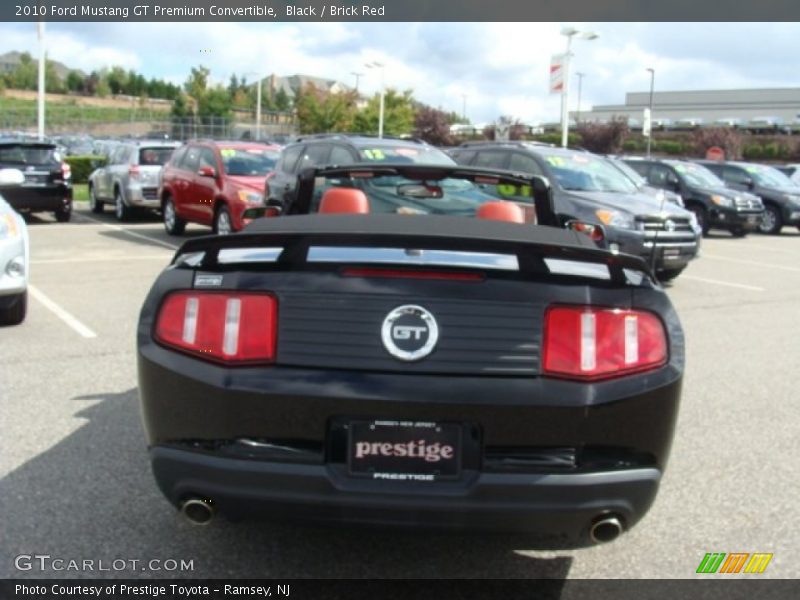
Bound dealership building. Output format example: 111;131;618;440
574;88;800;125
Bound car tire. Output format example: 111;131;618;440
687;204;710;236
730;227;747;238
658;267;686;282
89;184;103;213
0;291;27;326
54;203;72;223
163;196;185;235
757;204;782;235
115;188;133;222
214;204;233;236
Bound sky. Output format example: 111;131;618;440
1;21;798;125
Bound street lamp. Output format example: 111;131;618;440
365;61;385;138
37;22;46;141
350;71;364;92
243;71;263;140
575;72;585;124
462;94;467;121
646;67;655;158
560;27;598;148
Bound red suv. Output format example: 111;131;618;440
159;140;281;235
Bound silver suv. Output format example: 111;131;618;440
88;140;180;221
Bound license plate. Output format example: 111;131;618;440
348;420;462;481
663;248;681;260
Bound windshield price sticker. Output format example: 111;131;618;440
546;156;565;167
362;149;386;160
220;149;236;158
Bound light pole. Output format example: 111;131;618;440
646;67;655;158
575;72;585;124
37;22;46;140
462;94;467;121
351;71;364;92
365;61;385;138
243;71;263;140
560;27;598;148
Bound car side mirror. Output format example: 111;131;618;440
0;168;25;186
198;166;216;178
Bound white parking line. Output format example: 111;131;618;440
702;254;800;273
27;284;98;338
72;213;179;251
31;255;170;265
680;275;765;292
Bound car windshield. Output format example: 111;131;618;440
220;147;280;176
539;152;638;193
356;145;456;166
743;164;796;187
139;147;176;166
0;145;58;165
674;163;723;187
311;172;535;220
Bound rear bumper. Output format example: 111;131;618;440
126;186;161;208
151;445;661;545
607;229;699;271
4;186;71;213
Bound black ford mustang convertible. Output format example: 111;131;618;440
137;165;683;547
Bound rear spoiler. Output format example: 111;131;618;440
172;214;654;285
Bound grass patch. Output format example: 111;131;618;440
72;183;88;202
0;95;170;127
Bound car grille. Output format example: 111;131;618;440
142;187;159;200
277;292;542;375
735;197;761;210
638;216;693;233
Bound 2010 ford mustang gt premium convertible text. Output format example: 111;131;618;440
137;165;683;548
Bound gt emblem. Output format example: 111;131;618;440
381;305;439;361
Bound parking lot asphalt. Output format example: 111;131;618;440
1;205;799;580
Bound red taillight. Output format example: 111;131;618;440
154;291;277;364
129;165;140;178
61;162;71;180
543;306;667;380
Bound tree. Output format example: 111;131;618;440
94;76;111;98
171;93;191;118
413;105;454;146
576;117;630;154
353;89;415;136
692;127;743;161
184;65;210;101
228;74;239;96
274;87;291;111
9;52;37;90
65;70;83;93
106;66;128;95
294;83;358;134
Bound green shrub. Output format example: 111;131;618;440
654;140;686;155
64;155;106;184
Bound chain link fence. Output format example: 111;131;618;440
0;108;297;141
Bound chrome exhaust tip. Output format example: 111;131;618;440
589;515;623;544
180;498;215;525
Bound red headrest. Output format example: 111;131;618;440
319;188;370;214
477;201;525;223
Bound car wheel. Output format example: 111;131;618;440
163;197;186;235
658;267;686;282
89;184;103;213
214;205;233;236
0;291;27;326
758;204;782;235
730;227;747;238
687;204;710;236
115;188;133;222
54;202;72;223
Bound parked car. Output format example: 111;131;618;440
605;156;684;207
138;163;685;546
88;140;180;221
159;140;281;235
265;135;455;209
695;160;800;234
0;139;73;222
449;142;701;281
623;158;763;237
0;168;29;325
